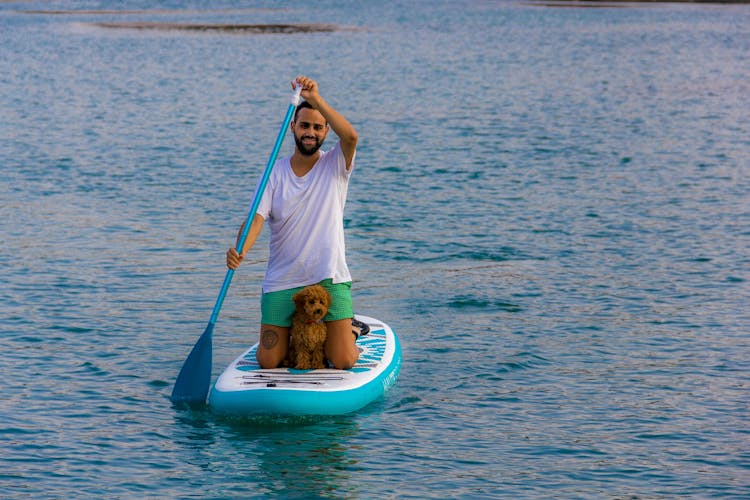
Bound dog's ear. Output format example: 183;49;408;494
292;289;306;307
320;288;331;307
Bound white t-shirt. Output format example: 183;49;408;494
255;141;354;293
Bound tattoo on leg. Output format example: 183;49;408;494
261;329;279;350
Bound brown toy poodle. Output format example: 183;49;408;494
284;284;331;369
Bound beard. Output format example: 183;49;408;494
294;134;324;156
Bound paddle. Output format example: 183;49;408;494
170;83;303;406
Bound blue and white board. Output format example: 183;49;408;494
208;315;401;416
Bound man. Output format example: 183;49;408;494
226;76;359;370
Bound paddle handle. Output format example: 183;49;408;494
207;84;303;326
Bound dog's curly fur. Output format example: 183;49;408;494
284;284;331;369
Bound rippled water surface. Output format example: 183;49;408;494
2;1;749;498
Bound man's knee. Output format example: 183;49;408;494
328;348;358;370
325;319;359;369
257;348;284;369
256;325;288;368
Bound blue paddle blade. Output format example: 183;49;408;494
170;322;213;406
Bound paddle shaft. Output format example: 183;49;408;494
170;85;302;404
209;86;302;327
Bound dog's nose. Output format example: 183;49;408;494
315;308;323;316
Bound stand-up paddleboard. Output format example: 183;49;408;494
209;315;401;416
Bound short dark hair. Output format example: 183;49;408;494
294;100;314;121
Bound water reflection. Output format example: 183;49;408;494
174;410;361;498
221;415;361;498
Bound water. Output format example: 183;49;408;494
2;1;749;497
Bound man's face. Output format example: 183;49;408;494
292;108;329;156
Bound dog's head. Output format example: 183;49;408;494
293;284;331;322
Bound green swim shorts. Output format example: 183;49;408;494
260;279;353;327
